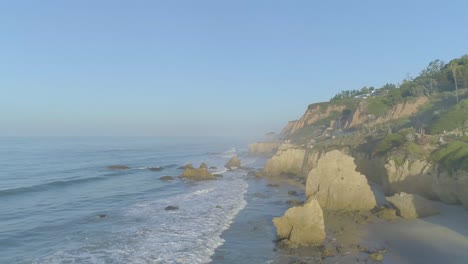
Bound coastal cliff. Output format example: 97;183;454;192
248;142;279;156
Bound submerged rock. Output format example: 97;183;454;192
96;214;107;219
386;192;440;219
180;167;216;181
225;156;241;169
159;176;174;181
273;198;325;246
164;206;179;211
209;166;217;170
148;166;163;171
288;190;298;196
213;174;223;178
107;165;130;170
306;150;377;211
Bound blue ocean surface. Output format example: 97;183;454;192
0;137;254;264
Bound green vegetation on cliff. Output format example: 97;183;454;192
432;138;468;172
428;99;468;134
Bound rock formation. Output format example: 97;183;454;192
199;162;208;169
107;165;130;170
306;150;377;211
386;192;440;219
180;167;216;181
264;144;320;177
273;198;326;246
225;156;241;169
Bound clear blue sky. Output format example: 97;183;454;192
1;0;467;137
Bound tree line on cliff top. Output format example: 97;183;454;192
330;55;468;105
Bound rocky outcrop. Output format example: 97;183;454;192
306;150;377;211
199;162;208;169
264;144;320;177
180;167;216;181
386;192;440;219
225;156;241;169
432;169;468;210
248;142;279;156
384;159;436;199
108;165;130;170
273;198;325;246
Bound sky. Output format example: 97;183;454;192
1;0;467;138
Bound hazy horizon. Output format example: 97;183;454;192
2;0;468;137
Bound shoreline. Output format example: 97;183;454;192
215;152;468;264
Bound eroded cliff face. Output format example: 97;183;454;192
382;158;468;210
248;142;279;156
432;169;468;210
383;159;436;199
284;103;347;136
345;97;429;129
281;96;429;137
280;121;297;137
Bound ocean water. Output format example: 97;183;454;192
0;137;255;264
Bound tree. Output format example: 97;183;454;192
450;62;459;103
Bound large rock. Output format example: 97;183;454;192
386;192;440;219
432;169;468;210
248;142;279;156
180;167;216;181
264;144;320;177
225;156;241;169
273;198;325;246
306;150;377;211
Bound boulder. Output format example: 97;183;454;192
180;167;216;181
107;165;129;170
199;162;208;169
306;150;377;211
273;198;326;246
225;156;241;169
386;192;440;219
159;176;174;181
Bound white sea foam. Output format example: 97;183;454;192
34;170;248;264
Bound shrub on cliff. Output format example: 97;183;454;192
373;132;406;155
432;140;468;172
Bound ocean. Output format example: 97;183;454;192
0;137;272;264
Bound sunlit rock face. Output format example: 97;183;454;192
306;150;377;211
